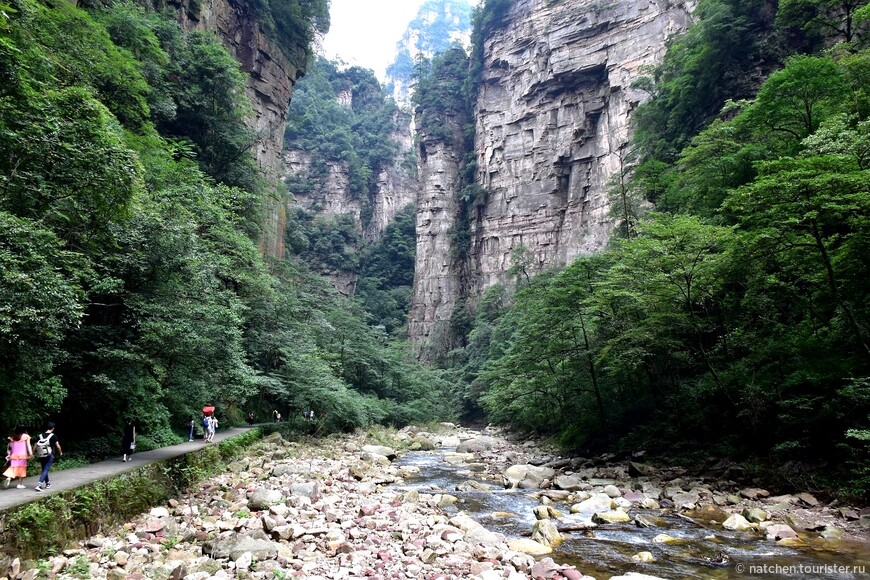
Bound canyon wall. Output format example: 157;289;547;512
281;109;419;295
411;0;694;358
168;0;308;259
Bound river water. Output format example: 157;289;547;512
394;450;870;579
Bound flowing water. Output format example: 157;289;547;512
394;450;870;579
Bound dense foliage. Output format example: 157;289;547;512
0;0;454;458
440;0;870;497
283;57;418;336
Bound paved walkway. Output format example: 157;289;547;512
0;426;258;512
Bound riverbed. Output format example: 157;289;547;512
395;448;870;579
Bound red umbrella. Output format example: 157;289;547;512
202;405;215;416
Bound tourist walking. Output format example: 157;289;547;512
205;415;218;442
121;419;136;462
188;416;195;441
34;421;62;492
3;426;33;489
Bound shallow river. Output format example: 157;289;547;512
394;450;870;579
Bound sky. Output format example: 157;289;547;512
320;0;427;81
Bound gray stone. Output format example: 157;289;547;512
571;493;614;514
603;485;622;498
361;445;396;459
531;519;563;547
742;508;769;523
553;474;587;491
503;464;556;489
766;524;798;541
628;462;657;477
289;482;319;499
671;490;700;511
592;510;632;524
456;436;496;453
722;514;754;532
248;488;284;510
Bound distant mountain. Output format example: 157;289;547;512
385;0;474;105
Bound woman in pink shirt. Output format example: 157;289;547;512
3;425;33;489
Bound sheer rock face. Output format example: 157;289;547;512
170;0;307;259
410;0;693;358
281;110;419;295
409;126;467;360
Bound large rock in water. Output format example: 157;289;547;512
570;493;614;514
503;464;555;489
456;436;496;453
508;538;552;556
531;519;563;547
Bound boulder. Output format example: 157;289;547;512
739;488;770;500
634;514;665;528
361;445;397;459
628;462;657;477
289;482;319;500
408;436;435;451
796;492;819;507
571;493;614;514
593;510;632;524
603;485;622;498
503;464;556;489
531;519;563;547
640;498;661;509
456;436;496;453
632;551;656;563
202;535;279;561
742;508;769;523
766;524;798;541
672;490;701;511
508;538;552;556
553;474;588;491
248;488;284;511
722;514;754;532
821;526;844;540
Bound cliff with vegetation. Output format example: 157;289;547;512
421;0;870;497
409;0;694;357
0;0;450;463
166;0;319;258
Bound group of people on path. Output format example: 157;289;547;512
3;422;62;492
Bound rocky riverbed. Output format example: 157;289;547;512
6;424;870;579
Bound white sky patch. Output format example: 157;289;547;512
320;0;428;81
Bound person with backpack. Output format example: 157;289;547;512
34;421;62;492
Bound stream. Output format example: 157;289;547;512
395;449;870;579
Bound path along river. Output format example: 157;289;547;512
394;448;870;579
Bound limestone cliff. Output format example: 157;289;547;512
410;0;694;357
166;0;308;258
281;109;419;295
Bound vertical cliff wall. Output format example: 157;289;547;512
281;108;419;295
410;0;693;358
168;0;308;259
408;122;468;360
